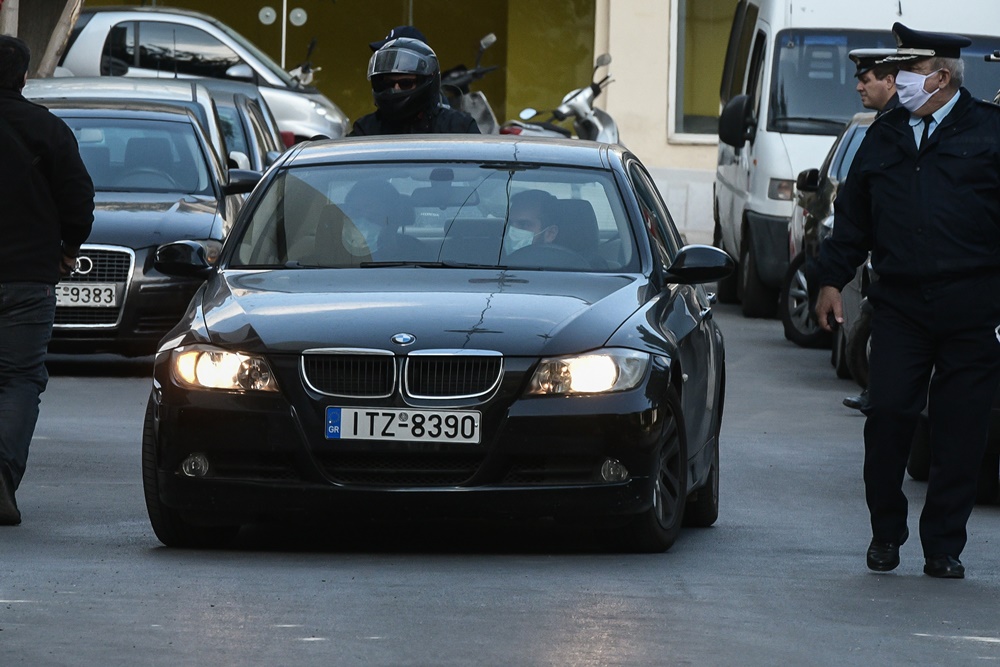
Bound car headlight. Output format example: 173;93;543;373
527;348;650;395
170;345;279;392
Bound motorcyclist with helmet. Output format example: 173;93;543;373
350;37;480;136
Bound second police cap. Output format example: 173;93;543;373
849;48;898;77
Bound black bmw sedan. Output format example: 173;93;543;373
144;135;734;551
42;100;259;356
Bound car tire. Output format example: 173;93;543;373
142;396;240;548
906;413;931;482
622;387;688;552
846;307;871;389
832;327;852;379
779;252;831;348
738;233;778;318
683;434;719;528
713;220;738;304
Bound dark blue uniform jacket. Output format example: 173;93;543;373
816;88;1000;289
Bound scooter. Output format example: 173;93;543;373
289;38;320;86
440;33;501;134
500;53;619;143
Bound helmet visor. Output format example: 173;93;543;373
368;46;438;79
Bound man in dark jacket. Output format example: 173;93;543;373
0;35;94;525
350;37;479;136
814;24;1000;578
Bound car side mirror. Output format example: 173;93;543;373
796;168;821;193
718;94;756;148
225;63;255;82
154;240;217;279
222;168;262;196
663;245;735;285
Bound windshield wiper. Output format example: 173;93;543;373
359;260;508;269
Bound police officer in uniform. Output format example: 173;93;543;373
839;49;898;412
814;23;1000;578
350;38;479;136
849;48;900;116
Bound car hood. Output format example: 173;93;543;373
199;269;646;356
87;193;222;248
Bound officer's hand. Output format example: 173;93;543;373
815;285;844;332
59;251;78;278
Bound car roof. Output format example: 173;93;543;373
284;135;621;169
39;97;205;120
80;5;223;24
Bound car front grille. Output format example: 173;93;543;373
301;349;503;400
302;351;397;398
404;354;503;399
316;451;485;487
54;245;134;328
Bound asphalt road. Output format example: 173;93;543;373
3;304;1000;665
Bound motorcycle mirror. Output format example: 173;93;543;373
519;108;538;121
594;53;612;70
480;33;497;51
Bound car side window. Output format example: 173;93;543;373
101;22;135;76
629;164;680;267
136;22;243;78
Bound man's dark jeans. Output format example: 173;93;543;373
0;282;55;489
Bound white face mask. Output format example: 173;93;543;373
504;225;536;254
895;68;941;113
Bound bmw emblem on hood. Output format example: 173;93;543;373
391;333;416;346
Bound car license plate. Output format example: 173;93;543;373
325;407;481;444
55;283;117;308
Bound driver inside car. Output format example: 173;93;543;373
504;189;559;254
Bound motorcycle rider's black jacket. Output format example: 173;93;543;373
815;88;1000;289
349;104;480;136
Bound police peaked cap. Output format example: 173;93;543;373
887;22;972;61
849;48;898;76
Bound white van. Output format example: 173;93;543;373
714;0;1000;317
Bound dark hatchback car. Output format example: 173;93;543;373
43;100;259;356
143;135;734;551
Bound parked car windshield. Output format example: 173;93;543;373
230;162;639;272
60;116;214;195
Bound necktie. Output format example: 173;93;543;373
920;116;933;148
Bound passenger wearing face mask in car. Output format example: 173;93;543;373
814;23;1000;579
349;38;479;136
503;190;559;255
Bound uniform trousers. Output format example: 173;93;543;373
864;273;1000;558
0;282;55;489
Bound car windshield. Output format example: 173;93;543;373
229;162;639;272
61;117;214;195
771;29;1000;135
208;17;299;88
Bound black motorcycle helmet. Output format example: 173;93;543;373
368;37;441;121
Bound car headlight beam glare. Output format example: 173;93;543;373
528;349;649;395
171;347;278;392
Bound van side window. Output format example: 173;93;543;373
135;22;243;78
746;31;767;122
720;1;759;103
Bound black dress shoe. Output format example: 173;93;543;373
924;555;965;579
866;527;908;571
843;389;870;411
0;467;21;526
